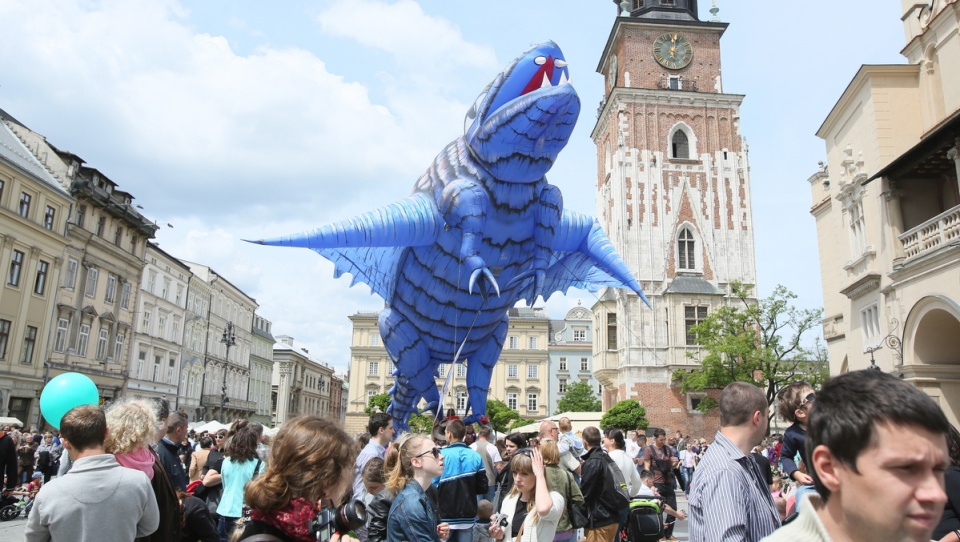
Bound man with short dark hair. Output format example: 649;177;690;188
25;406;159;541
761;370;950;542
436;419;487;542
689;382;779;542
352;412;394;542
156;410;189;491
644;428;681;540
580;426;621;542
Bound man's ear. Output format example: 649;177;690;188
61;437;72;451
810;444;842;493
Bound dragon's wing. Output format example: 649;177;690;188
313;246;407;300
515;251;637;303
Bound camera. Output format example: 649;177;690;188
497;515;509;528
310;500;367;542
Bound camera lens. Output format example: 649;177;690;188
336;500;367;532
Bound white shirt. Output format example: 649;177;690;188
608;449;644;497
498;491;564;542
625;439;641;459
470;441;503;464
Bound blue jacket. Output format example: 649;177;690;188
387;482;439;542
433;442;488;526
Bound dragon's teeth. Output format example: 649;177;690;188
559;72;569;85
541;73;552;88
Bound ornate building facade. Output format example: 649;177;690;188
591;0;748;433
547;304;597;415
271;335;336;426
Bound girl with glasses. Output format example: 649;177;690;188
489;447;563;542
385;434;449;542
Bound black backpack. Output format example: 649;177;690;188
598;452;631;512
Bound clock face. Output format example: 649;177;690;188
653;32;693;70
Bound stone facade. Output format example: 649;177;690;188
809;0;960;425
547;304;598;415
271;335;336;425
248;314;275;426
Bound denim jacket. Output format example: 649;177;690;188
387;481;439;542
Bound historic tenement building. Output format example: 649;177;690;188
547;304;598;415
271;335;336;426
809;0;960;424
591;0;751;434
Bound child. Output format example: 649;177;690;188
473;499;494;542
637;470;687;521
361;457;386;505
769;475;783;499
775;381;817;510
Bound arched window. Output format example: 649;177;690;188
672;130;690;159
678;228;695;270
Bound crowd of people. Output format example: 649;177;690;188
0;368;957;542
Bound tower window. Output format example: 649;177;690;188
678;228;695;270
672;130;690;159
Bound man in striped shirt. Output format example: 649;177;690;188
689;382;780;542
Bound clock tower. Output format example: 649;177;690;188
591;0;757;434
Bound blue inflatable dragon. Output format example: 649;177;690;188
251;41;647;431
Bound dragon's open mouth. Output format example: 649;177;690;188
519;55;570;96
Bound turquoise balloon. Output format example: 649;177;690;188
40;372;100;429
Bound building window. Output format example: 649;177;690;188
527;393;538;412
559;379;567;394
509;336;518;349
105;275;117;303
672;130;690;159
678;228;695;270
8;250;24;286
96;215;105;237
64;258;78;289
607;313;618;350
147;272;156;294
368;361;379;376
54;318;69;353
175;285;184;306
508;364;519;379
154;355;162;381
437;364;446;377
137;351;146;379
456;391;467;412
0;319;9;359
85;268;99;298
861;303;881;348
34;260;49;295
114;227;123;246
580;357;589;372
121;283;131;309
158;315;167;340
77;324;90;356
528;336;538;349
96;328;109;360
141;310;151;332
0;179;4;203
20;326;37;365
527;364;538;379
573;328;586;341
507;392;518;410
456;363;467;378
18;192;31;218
172;319;180;342
168;358;176;384
44;206;56;230
75;205;85;228
161;279;170;300
685;306;708;345
114;333;125;362
688;392;706;412
559;357;567;371
849;200;866;257
369;334;380;347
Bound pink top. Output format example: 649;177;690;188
114;447;155;480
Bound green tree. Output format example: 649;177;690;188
674;282;825;424
554;381;602;414
486;399;521;433
408;413;434;434
600;400;649;432
364;392;391;415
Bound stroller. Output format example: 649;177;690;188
622;495;664;542
0;493;33;521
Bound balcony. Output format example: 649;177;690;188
201;395;257;412
658;77;698;92
899;205;960;261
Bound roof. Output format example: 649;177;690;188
866;107;960;184
663;275;723;295
0;120;67;195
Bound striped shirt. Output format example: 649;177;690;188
689;431;781;542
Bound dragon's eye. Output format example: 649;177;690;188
464;91;487;134
534;56;547;65
555;59;567;68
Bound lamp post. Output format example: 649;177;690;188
220;321;236;420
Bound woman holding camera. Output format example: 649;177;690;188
489;448;563;542
236;416;358;542
385;434;450;542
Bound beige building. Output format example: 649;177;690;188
0;115;74;427
344;308;551;435
271;335;336;426
809;0;960;424
180;273;211;420
249;314;276;426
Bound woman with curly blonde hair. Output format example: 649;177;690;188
235;416;359;542
105;398;158;479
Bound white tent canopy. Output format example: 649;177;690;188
0;417;24;428
510;411;604;435
192;421;230;434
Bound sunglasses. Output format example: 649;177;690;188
416;447;441;459
514;448;534;458
216;435;225;440
797;392;816;410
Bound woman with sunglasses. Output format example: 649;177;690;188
494;433;528;512
201;430;229;523
489;448;563;542
385;434;450;542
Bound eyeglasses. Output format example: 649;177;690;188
514;448;534;458
216;435;225;440
415;447;441;459
797;392;816;410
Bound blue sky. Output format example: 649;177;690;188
0;1;906;372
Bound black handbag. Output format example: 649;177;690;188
565;471;588;529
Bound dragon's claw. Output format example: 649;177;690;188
468;267;501;297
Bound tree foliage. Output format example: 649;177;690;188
555;381;602;414
364;392;391;415
486;399;522;433
674;282;826;421
600;400;649;432
407;413;434;434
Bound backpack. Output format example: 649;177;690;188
598;452;630;512
647;445;675;484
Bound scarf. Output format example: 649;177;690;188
114;447;156;480
249;497;320;542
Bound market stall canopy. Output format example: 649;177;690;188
0;417;23;427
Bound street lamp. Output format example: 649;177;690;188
220;321;236;420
